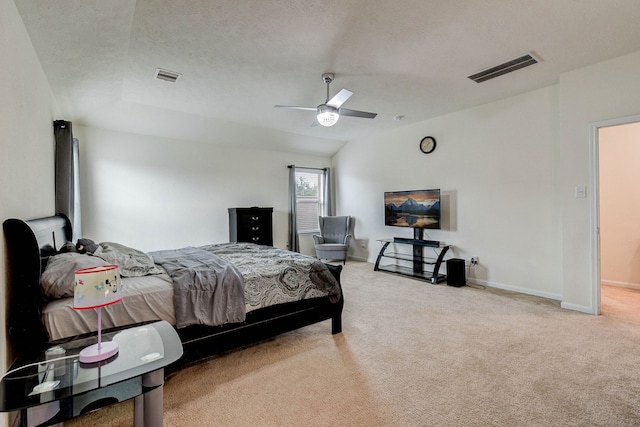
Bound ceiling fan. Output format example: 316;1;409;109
275;73;377;127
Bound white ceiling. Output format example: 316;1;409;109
14;0;640;156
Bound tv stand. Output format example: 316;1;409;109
374;231;450;284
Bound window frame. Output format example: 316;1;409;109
294;168;326;234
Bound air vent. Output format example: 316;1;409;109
154;68;182;83
468;53;540;83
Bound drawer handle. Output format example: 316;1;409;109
251;226;260;231
252;237;260;241
251;216;259;221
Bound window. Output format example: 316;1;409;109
295;169;325;233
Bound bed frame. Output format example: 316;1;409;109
3;214;344;367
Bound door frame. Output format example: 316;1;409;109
590;114;640;315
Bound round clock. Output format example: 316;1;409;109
420;136;436;154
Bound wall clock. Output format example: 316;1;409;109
419;136;436;154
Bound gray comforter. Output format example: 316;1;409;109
149;246;246;328
201;242;342;310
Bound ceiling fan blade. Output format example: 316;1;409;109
274;105;317;111
338;108;377;119
326;89;353;108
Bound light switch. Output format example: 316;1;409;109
575;186;587;198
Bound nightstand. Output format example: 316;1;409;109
1;321;182;427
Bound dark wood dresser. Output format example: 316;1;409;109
228;207;273;246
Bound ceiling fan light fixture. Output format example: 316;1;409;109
316;105;339;127
275;73;375;127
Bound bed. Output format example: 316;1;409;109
3;214;344;367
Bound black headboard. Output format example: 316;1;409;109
3;214;71;358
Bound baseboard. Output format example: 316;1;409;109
367;261;593;314
601;279;640;290
470;277;595;314
467;278;562;302
560;301;596;314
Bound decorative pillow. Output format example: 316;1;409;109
76;238;98;254
58;241;78;253
40;253;109;299
94;242;164;277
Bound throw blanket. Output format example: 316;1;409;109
94;241;165;277
200;243;342;311
149;247;246;328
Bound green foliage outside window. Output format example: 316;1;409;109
296;175;318;196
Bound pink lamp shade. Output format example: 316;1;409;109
74;265;123;363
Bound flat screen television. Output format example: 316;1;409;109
384;189;440;229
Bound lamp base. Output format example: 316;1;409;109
79;341;119;364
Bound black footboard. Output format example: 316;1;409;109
175;264;343;367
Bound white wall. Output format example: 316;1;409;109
334;86;563;299
0;0;59;425
74;125;331;254
598;122;640;288
559;51;640;313
335;49;640;312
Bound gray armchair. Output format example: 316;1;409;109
313;216;351;264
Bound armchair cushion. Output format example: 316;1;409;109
314;216;351;263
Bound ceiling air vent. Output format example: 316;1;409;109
154;68;182;83
468;52;540;83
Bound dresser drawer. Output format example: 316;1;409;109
228;207;273;246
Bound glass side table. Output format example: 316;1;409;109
1;320;182;427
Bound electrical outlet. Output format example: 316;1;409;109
470;256;479;265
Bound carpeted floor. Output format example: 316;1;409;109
601;284;640;324
67;261;640;426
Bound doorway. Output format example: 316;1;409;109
593;117;640;321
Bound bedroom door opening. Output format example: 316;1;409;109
593;116;640;320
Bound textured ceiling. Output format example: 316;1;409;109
14;0;640;156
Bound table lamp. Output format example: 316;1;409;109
74;265;123;363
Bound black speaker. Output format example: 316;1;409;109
446;258;466;287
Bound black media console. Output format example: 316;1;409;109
392;237;440;247
374;229;450;283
